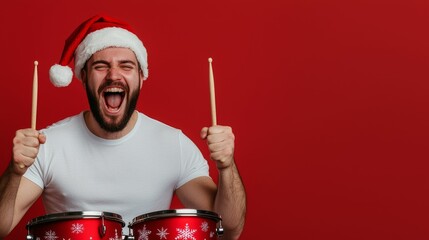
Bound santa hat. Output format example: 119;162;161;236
49;14;148;87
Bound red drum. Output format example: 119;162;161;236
26;211;125;240
128;209;223;240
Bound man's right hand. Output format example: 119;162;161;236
12;129;46;174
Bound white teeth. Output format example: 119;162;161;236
105;87;124;93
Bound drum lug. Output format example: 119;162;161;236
98;212;107;237
123;224;135;240
216;226;224;237
216;218;224;237
26;234;34;240
98;225;107;237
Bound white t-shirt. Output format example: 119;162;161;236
24;111;210;225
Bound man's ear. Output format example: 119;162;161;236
139;70;144;89
81;69;87;85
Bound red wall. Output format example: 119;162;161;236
1;0;429;239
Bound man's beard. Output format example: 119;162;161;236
86;80;140;132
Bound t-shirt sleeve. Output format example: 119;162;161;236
176;131;211;189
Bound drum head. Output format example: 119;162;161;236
27;211;125;227
130;209;221;226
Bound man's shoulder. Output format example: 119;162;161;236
138;112;179;132
136;112;188;142
42;112;83;134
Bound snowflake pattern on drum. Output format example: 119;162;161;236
37;228;122;240
157;227;169;239
133;220;218;240
109;229;122;240
128;210;222;240
71;223;84;234
200;222;209;232
27;212;125;240
138;225;152;240
44;230;59;240
175;223;197;240
32;223;122;240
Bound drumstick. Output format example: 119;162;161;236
32;61;38;130
208;57;217;126
19;61;38;169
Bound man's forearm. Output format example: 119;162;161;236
214;161;247;240
0;165;22;237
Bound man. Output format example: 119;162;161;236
0;15;246;239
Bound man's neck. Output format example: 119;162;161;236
83;110;138;139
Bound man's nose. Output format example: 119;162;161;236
106;66;122;81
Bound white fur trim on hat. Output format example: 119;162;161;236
49;64;74;87
74;27;149;81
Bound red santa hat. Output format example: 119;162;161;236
49;14;149;87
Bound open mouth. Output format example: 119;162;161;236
103;87;125;112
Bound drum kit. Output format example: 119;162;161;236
26;209;224;240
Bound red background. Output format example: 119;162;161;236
1;0;429;239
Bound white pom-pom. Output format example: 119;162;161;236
49;64;73;87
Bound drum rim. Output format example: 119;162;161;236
130;208;221;226
27;211;125;227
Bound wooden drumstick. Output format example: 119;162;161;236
208;57;217;126
20;61;38;169
32;61;38;130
